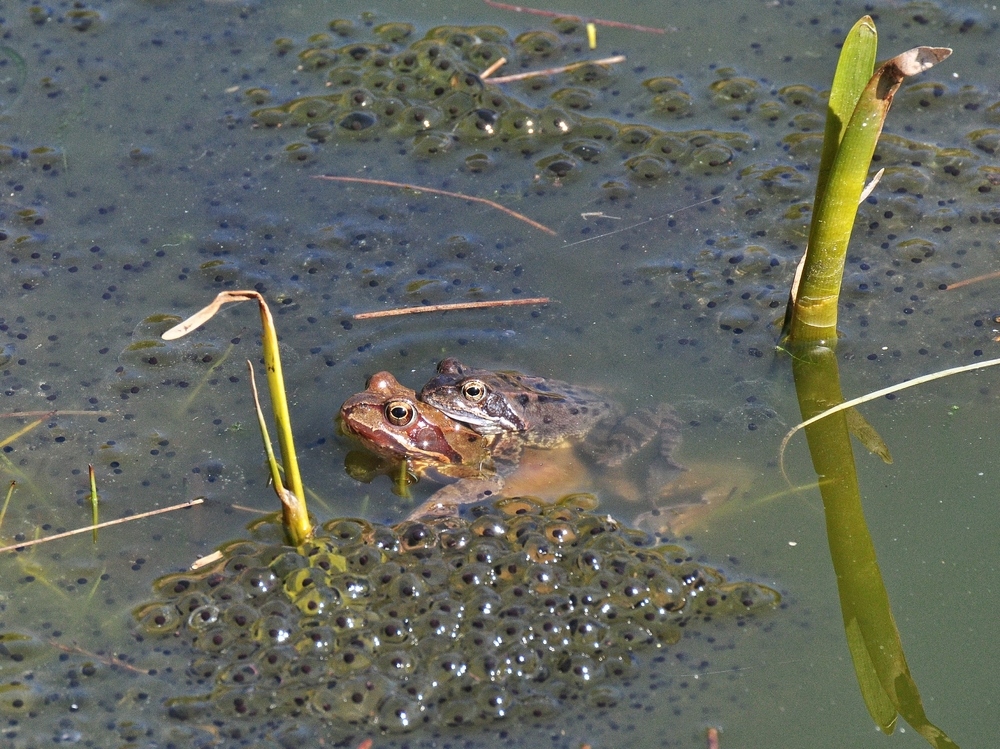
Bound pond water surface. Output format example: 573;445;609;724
0;0;998;747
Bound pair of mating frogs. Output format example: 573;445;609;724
339;358;686;520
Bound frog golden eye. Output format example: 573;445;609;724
384;400;415;427
461;380;487;403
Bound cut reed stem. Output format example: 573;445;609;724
353;297;551;320
313;175;556;235
486;55;625;83
0;498;204;554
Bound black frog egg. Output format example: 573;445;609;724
717;303;759;334
709;74;760;105
326;64;366;89
513;29;561;57
411;131;454;157
650;133;691;162
558;653;605;685
373;21;414;44
651;89;693;116
887;237;936;266
135;602;182;635
339;111;378;132
298;47;341;71
625;154;669;182
691;142;735;171
466;536;507;565
284;141;318;164
464;152;492;172
287;95;337;125
378;695;424;731
452;108;501;139
251;105;290;128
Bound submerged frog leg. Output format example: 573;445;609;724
407;474;507;519
580;403;683;468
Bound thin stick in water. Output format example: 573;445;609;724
353;297;551;320
0;410;114;419
313;175;556;236
0;498;204;554
482;0;673;33
479;56;508;79
941;269;1000;291
191;550;224;570
47;640;151;675
487;55;626;84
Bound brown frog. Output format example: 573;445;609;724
418;359;758;534
418;357;683;471
338;371;516;518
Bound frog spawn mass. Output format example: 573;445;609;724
252;21;752;188
243;17;1000;373
136;497;779;735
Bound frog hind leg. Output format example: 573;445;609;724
580;403;683;469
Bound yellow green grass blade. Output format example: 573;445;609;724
88;464;99;544
0;481;15;534
162;291;311;544
245;360;310;543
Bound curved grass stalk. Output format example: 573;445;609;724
780;355;1000;480
163;291;311;545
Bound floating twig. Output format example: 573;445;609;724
487;55;626;84
353;297;551;320
191;549;224;570
1;410;114;455
48;640;151;676
482;0;673;33
0;410;114;419
479;56;508;79
313;175;556;236
0;416;47;451
941;269;1000;291
0;498;204;554
231;503;270;514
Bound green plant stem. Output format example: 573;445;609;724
0;481;15;533
88;465;99;544
162;291;312;544
783;25;950;345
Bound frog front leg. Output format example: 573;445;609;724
407;473;507;519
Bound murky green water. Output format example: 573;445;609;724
0;0;998;746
